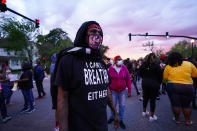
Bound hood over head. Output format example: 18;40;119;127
74;21;103;48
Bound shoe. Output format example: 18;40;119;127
42;93;46;97
120;120;126;129
35;96;42;100
33;102;36;106
26;108;36;114
2;116;12;123
6;104;13;107
20;108;29;113
142;111;149;117
185;121;193;126
172;117;181;124
54;127;59;131
149;115;157;121
139;97;143;101
156;97;160;100
107;118;114;124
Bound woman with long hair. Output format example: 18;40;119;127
139;53;162;121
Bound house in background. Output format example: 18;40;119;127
0;48;24;70
0;40;38;71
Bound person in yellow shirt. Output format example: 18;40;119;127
163;52;197;126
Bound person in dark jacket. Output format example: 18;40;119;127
34;60;46;99
139;53;162;121
18;62;35;113
54;21;119;131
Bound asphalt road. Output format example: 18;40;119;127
0;77;197;131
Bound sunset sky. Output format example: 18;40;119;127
4;0;197;59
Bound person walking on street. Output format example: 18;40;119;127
139;53;162;121
34;60;46;100
163;52;197;126
54;21;119;131
108;55;131;129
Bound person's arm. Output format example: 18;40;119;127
57;87;69;131
163;66;169;83
17;78;29;82
191;63;197;78
107;88;119;129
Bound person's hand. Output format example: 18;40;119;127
114;113;120;129
128;93;131;97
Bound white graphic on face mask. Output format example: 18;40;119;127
84;62;109;101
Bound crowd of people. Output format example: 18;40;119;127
0;21;197;131
0;60;46;123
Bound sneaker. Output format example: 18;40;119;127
35;96;42;100
33;102;36;106
156;97;160;100
142;111;149;117
139;97;143;101
172;117;181;124
120;120;126;129
54;127;59;131
2;116;12;123
20;108;29;113
6;104;13;107
107;118;114;124
26;108;36;114
149;115;157;121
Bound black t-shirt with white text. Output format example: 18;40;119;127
55;54;110;131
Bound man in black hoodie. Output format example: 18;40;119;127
55;21;119;131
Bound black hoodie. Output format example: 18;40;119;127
55;21;110;131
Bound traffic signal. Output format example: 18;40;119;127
35;19;40;28
166;32;169;39
129;33;132;41
145;32;148;39
41;56;46;60
0;0;7;12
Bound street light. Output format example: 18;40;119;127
145;32;148;39
166;32;169;39
191;39;195;58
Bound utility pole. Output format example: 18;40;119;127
0;0;40;28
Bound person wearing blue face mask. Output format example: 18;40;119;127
53;21;119;131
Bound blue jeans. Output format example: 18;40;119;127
30;89;34;103
0;93;7;118
110;89;127;121
21;89;34;109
